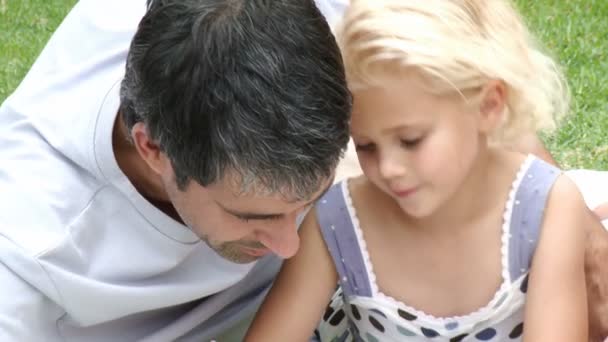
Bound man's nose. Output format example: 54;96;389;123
257;219;300;259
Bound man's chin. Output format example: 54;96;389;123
221;251;262;264
209;244;272;264
222;252;262;264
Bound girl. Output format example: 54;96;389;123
246;0;597;340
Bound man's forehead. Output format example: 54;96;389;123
220;172;335;202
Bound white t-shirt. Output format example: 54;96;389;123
0;0;351;341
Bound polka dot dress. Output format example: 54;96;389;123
314;156;561;341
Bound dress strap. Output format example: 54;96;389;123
315;181;373;297
508;158;561;281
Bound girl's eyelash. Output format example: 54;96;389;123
400;137;423;148
355;136;424;151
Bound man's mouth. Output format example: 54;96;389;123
239;245;271;257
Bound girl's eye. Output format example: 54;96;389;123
400;137;423;149
354;143;375;152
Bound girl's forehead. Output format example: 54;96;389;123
351;81;458;114
350;81;475;136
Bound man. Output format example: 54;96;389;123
2;0;608;341
0;0;350;340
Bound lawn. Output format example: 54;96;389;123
1;0;606;169
0;0;77;98
514;0;608;169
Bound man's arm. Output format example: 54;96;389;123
564;169;608;339
0;262;62;339
585;209;608;341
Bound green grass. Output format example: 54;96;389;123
514;0;608;169
0;0;77;98
1;0;607;169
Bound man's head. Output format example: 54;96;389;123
119;0;351;263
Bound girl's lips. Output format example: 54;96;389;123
392;187;418;198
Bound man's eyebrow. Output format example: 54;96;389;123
219;177;335;221
217;197;290;221
223;209;284;221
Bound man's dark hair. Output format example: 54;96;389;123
120;0;351;199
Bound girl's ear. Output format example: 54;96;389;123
477;80;507;133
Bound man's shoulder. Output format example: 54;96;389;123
0;154;107;256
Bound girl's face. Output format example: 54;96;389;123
351;79;492;219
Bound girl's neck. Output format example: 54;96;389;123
402;148;524;236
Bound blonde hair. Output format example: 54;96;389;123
337;0;569;145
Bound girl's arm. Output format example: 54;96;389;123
524;175;589;341
245;208;338;341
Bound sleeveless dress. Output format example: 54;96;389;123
313;155;561;341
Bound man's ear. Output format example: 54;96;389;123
477;80;507;133
131;122;167;175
